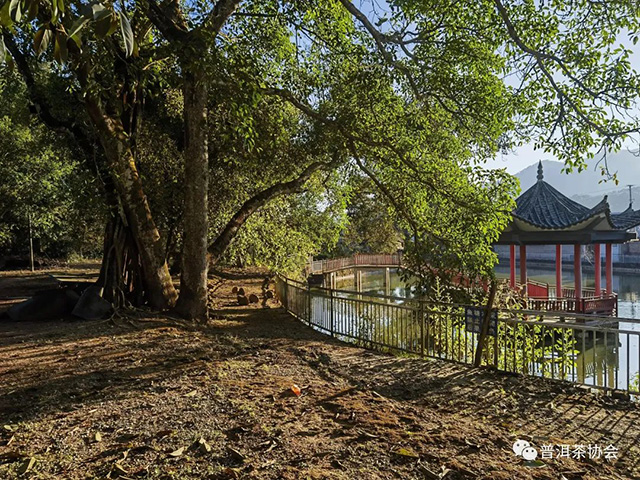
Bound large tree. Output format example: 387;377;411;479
1;0;638;313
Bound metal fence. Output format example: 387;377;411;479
276;276;640;395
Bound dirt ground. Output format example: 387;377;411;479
1;269;639;479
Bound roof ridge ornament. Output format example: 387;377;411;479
537;161;544;181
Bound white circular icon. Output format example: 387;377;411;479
512;439;530;456
522;446;538;461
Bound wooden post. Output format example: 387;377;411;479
519;245;527;293
606;243;613;294
28;210;34;272
474;281;498;367
509;244;516;288
594;244;601;296
555;245;562;298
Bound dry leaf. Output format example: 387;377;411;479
184;390;197;397
19;457;36;475
291;385;302;397
111;463;128;477
169;446;185;457
190;437;212;454
393;447;419;459
227;446;245;462
94;432;102;443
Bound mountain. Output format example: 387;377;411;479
514;151;640;212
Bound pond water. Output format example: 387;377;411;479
329;266;640;392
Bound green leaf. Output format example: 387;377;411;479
119;11;133;57
94;13;112;38
0;37;5;64
0;1;12;27
9;0;21;23
53;31;68;64
91;2;111;21
68;16;89;47
34;27;53;56
25;0;37;21
51;0;57;22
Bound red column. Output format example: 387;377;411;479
606;243;613;294
555;245;562;298
509;244;516;288
520;245;527;293
574;244;582;302
594;244;601;296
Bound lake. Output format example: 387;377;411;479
330;266;640;392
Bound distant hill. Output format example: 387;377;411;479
515;151;640;213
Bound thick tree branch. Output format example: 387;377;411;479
205;0;242;36
262;86;486;215
144;0;240;43
208;156;339;263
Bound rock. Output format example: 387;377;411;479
265;290;274;299
6;288;79;321
232;286;238;294
0;257;41;271
248;294;259;304
72;285;112;320
237;287;245;296
237;295;249;306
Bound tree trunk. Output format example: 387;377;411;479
85;98;177;310
174;68;209;320
96;215;145;307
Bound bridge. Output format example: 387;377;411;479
307;253;403;293
308;253;617;316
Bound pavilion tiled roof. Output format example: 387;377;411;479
513;162;640;231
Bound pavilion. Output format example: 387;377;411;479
496;162;640;315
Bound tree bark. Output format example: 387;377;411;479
85;97;178;310
174;67;209;320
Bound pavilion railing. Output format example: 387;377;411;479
276;276;639;395
516;281;618;315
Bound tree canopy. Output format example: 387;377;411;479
0;0;638;312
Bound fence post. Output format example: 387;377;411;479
330;288;335;337
307;284;312;325
474;281;498;367
419;301;425;357
283;278;289;312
